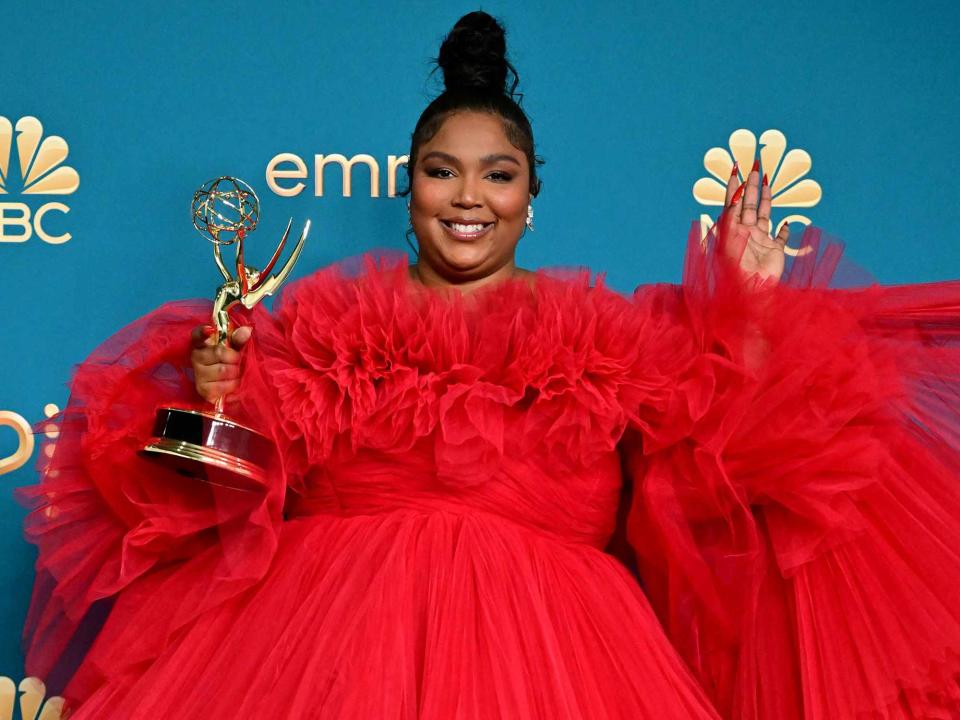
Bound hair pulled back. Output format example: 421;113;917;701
406;11;542;198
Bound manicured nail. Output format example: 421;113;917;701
751;158;760;173
762;173;768;187
730;161;739;177
202;325;215;336
731;182;746;204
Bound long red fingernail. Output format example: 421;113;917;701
202;325;215;336
751;158;760;173
730;161;739;177
762;173;768;187
731;182;746;204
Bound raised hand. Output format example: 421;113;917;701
189;324;252;404
718;159;789;283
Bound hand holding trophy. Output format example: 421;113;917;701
141;176;310;490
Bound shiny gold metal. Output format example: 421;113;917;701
141;176;310;491
142;431;266;489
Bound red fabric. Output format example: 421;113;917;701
15;225;960;719
16;301;284;691
622;222;960;718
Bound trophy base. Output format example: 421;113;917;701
141;406;272;492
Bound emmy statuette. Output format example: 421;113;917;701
141;176;310;491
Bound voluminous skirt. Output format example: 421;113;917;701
15;223;960;719
60;507;719;718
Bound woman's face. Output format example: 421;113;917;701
410;111;531;282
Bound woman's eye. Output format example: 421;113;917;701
488;171;513;182
426;168;454;178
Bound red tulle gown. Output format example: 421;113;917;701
15;222;960;719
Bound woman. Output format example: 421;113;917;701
18;11;960;719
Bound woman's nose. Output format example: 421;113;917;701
452;175;481;208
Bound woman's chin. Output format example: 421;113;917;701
436;246;493;275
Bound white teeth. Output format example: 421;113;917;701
450;222;486;233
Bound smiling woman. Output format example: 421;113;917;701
15;8;960;720
409;113;533;287
402;12;542;290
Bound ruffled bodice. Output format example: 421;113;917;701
240;253;651;549
16;226;960;720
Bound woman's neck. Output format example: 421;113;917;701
409;259;532;295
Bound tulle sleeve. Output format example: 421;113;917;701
620;221;960;719
14;297;294;693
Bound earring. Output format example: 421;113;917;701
403;201;419;258
526;204;534;232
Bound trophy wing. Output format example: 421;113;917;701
242;219;311;308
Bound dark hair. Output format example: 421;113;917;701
404;11;543;198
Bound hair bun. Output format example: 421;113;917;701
438;11;517;95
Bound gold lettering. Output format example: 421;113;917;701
34;202;71;244
777;214;814;257
387;155;409;198
0;202;32;242
314;154;380;198
0;411;34;476
265;153;307;197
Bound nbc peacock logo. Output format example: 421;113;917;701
0;403;60;478
693;128;821;256
0;676;64;720
0;116;79;245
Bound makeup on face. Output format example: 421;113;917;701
409;112;531;286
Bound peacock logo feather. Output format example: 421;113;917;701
693;128;821;256
0;677;64;720
0;117;79;196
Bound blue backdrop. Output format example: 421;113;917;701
1;0;958;691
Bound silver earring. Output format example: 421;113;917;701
526;204;534;232
406;201;411;213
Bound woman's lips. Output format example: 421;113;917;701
441;220;494;241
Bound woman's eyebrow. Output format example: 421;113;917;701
481;153;521;166
420;151;521;167
421;151;460;165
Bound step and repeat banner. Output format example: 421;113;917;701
1;0;957;713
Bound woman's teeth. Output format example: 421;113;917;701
442;221;492;239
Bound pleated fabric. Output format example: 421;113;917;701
622;220;960;719
15;221;960;718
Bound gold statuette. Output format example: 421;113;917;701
141;176;310;490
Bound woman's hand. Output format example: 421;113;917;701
189;324;252;404
718;159;789;283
